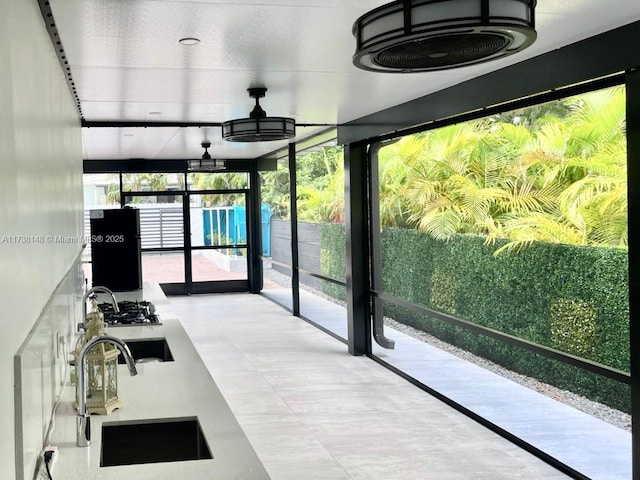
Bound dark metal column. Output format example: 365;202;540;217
345;142;371;356
183;187;193;296
627;68;640;480
247;165;263;294
288;143;300;316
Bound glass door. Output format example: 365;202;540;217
85;170;257;295
122;191;187;292
186;172;251;294
187;192;249;292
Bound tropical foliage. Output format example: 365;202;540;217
381;86;627;253
261;86;627;254
188;172;247;207
261;146;345;222
105;172;248;207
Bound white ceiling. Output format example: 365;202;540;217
49;0;640;161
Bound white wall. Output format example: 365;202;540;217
0;0;83;478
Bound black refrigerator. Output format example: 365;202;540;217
90;208;142;291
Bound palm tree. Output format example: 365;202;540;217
491;86;627;252
296;147;345;223
379;85;627;253
191;172;247;207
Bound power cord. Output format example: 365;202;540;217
43;449;55;480
43;337;70;447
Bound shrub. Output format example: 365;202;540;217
319;224;630;412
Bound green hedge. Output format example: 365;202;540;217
320;224;630;412
320;223;347;300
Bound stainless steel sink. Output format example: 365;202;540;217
117;338;174;364
100;417;212;467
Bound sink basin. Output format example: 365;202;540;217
118;338;174;364
101;417;213;467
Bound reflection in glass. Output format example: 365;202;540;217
142;251;185;284
191;249;247;282
260;156;293;308
187;172;248;191
83;174;121;261
260;157;290;221
122;196;184;249
189;192;248;282
295;144;346;337
299;283;347;341
122;173;184;192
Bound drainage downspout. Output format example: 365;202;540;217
368;140;398;349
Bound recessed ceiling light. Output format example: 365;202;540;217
148;111;162;115
179;37;200;46
124;133;134;137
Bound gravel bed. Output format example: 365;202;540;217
263;268;631;431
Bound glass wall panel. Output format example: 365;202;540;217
189;192;247;282
191;248;247;282
122;173;184;192
260;155;292;309
299;282;348;340
142;251;184;284
371;85;630;479
124;195;184;249
296;142;346;338
187;172;249;191
83;174;120;268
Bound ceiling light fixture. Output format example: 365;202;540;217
188;141;226;171
352;0;537;73
222;87;296;142
179;37;200;46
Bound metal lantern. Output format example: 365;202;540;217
84;341;122;414
74;300;123;415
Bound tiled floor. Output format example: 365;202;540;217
262;288;632;480
169;293;570;480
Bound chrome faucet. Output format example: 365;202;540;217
80;286;120;331
76;335;137;447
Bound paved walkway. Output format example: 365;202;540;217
261;288;632;480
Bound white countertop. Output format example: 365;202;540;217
49;284;270;479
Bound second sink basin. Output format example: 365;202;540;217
118;337;174;364
101;417;212;467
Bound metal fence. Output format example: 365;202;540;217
84;206;183;257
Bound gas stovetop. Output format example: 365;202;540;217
96;300;161;326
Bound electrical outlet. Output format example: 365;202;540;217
36;446;58;479
57;334;65;360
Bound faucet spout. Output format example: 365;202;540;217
76;335;137;447
81;286;119;330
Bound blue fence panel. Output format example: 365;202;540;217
261;205;271;257
201;205;271;256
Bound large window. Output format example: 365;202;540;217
295;143;346;339
370;85;630;478
83;170;254;293
260;154;293;309
259;135;347;337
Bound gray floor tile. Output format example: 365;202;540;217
171;293;572;480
